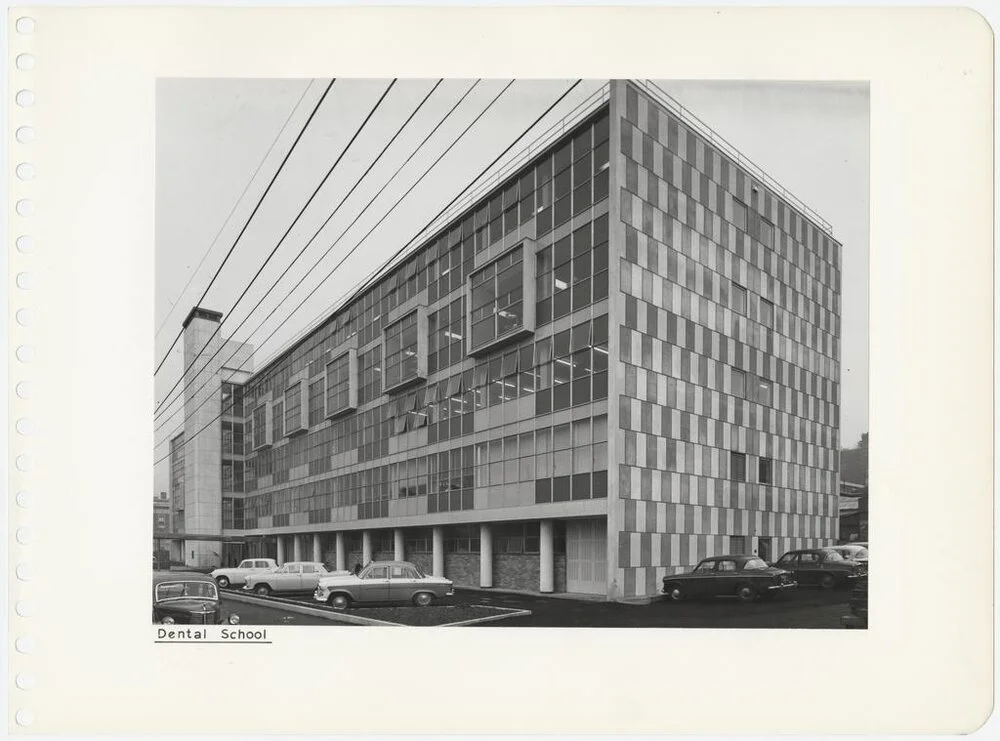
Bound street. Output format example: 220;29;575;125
228;587;854;628
453;588;851;628
222;596;351;626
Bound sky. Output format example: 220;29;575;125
154;78;869;494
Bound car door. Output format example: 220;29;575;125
300;564;325;591
388;564;419;602
357;565;391;603
687;561;717;596
277;564;302;591
797;551;821;584
775;552;800;581
713;559;739;596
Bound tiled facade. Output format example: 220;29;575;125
610;82;841;597
169;80;840;601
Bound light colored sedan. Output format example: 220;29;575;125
244;561;341;596
314;560;454;610
210;558;278;588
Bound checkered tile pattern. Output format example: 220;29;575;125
613;83;841;598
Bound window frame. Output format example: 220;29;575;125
382;307;428;394
466;239;538;357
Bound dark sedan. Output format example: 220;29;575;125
153;571;240;625
773;548;865;589
662;555;797;603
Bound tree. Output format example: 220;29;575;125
857;432;868;450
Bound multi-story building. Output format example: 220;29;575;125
166;80;841;600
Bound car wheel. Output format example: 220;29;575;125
819;574;836;590
736;584;758;602
328;594;350;610
216;576;230;589
413;592;434;607
663;583;684;602
254;584;272;596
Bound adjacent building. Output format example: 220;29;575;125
166;80;841;600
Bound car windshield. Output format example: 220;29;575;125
742;558;769;570
155;581;218;602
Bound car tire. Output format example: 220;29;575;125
663;583;684;602
736;584;758;602
819;574;836;590
413;592;434;607
254;584;272;596
216;576;230;589
328;594;351;611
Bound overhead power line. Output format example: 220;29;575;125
153;79;397;418
153;78;336;377
153;79;476;435
155;79;583;464
155;80;315;340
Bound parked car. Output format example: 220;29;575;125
153;571;240;625
243;561;338;596
842;574;869;628
829;544;869;564
660;555;797;603
210;558;279;588
314;560;454;609
773;548;865;589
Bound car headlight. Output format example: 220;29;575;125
161;616;175;625
228;614;240;625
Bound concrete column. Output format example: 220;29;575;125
393;528;405;561
480;523;493;588
362;530;372;564
539;520;554;593
276;536;285;566
335;533;346;571
293;534;303;562
312;533;321;564
432;526;445;577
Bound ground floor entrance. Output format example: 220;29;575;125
565;518;607;594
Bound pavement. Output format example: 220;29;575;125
452;587;852;628
222;596;351;626
223;586;854;628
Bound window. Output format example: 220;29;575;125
799;552;819;564
717;560;737;572
759;457;773;484
759;218;774;247
693;561;716;574
326;350;357;417
272;401;284;440
821;550;844;562
760;298;774;327
729;536;748;554
742;558;769;571
729;451;746;482
731;368;746;398
777;553;797;565
252;405;268;449
308;378;324;427
731;283;747;315
285;382;303;434
756;378;772;406
733;199;747;230
358;347;382;405
469;246;527;353
384;311;426;390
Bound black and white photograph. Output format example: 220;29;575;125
153;78;869;629
10;4;993;734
